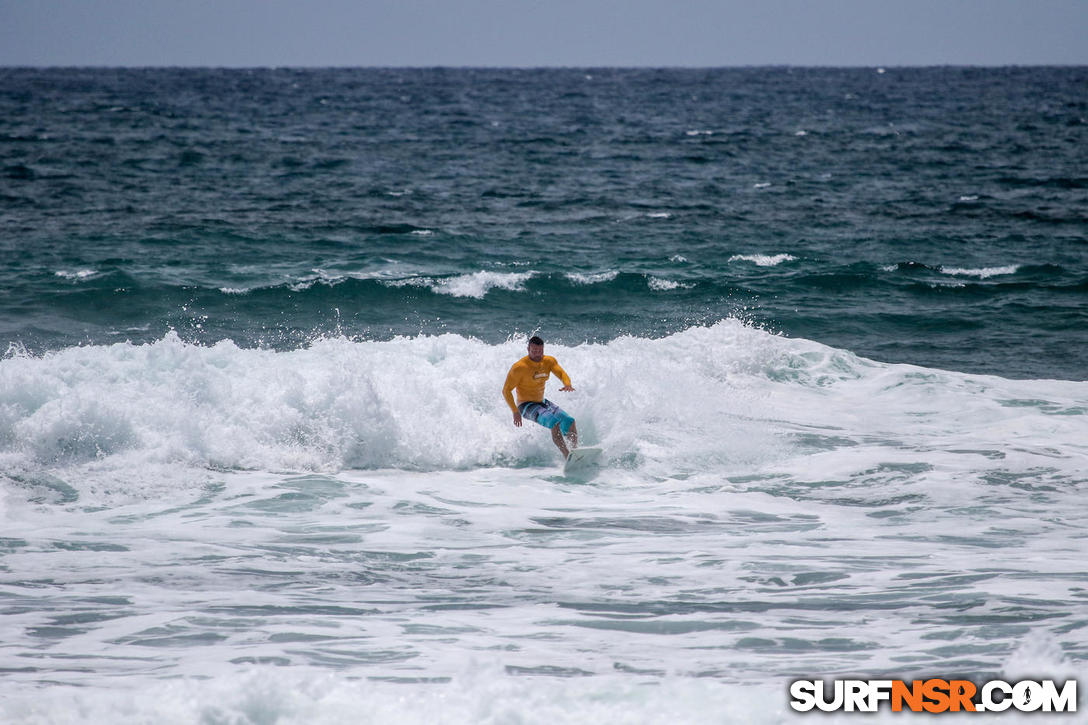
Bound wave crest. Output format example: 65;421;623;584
3;322;1084;505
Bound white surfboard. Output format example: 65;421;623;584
563;446;602;477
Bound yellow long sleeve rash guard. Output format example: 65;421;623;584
502;355;572;413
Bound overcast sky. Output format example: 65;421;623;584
2;0;1086;67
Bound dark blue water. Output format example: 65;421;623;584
2;67;1086;379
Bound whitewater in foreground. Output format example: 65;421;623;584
1;320;1086;723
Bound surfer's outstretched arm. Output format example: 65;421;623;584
553;361;574;392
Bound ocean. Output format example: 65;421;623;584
1;67;1086;723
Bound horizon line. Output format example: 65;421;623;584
4;62;1087;71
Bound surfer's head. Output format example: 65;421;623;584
527;336;544;361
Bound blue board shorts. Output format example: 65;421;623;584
518;399;575;436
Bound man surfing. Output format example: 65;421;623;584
502;335;579;459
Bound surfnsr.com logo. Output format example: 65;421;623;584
789;678;1077;714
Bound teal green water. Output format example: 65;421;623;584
2;67;1086;378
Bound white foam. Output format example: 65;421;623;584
215;266;380;294
646;277;693;291
0;323;775;499
2;322;1086;505
646;212;671;219
0;666;788;725
729;253;796;267
3;324;1088;711
54;269;99;280
431;271;535;298
383;271;534;299
282;268;355;292
1004;632;1080;683
753;182;772;189
288;279;320;292
566;270;619;285
940;265;1019;279
1;632;1082;724
383;276;433;291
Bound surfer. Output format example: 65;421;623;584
502;336;579;459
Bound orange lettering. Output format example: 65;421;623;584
949;680;977;712
892;680;924;712
922;679;951;713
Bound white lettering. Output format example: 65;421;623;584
868;680;893;711
1014;680;1044;712
844;680;868;712
788;677;1077;713
982;680;1013;712
816;680;844;712
789;680;816;712
1041;680;1077;713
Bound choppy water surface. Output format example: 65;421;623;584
1;67;1086;722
